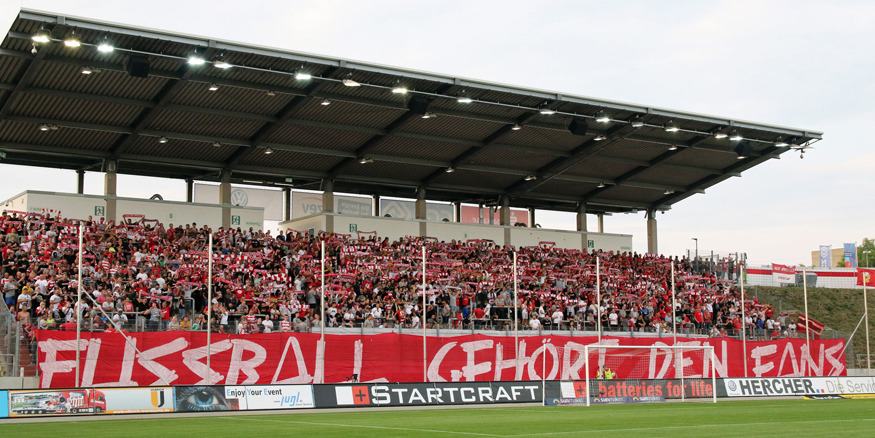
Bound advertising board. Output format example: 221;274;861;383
724;376;875;397
174;386;242;412
559;378;719;400
0;390;7;418
8;387;172;417
102;387;173;414
173;385;314;411
317;381;541;408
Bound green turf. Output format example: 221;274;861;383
2;399;875;437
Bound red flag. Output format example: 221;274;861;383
797;314;824;340
857;268;875;287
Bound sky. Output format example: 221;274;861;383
0;0;872;267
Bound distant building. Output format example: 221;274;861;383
810;247;850;268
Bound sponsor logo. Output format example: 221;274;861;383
230;189;249;206
590;396;664;404
150;389;165;408
727;378;819;396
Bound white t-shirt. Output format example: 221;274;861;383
35;279;49;294
529;318;541;330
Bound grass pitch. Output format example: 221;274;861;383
2;399;874;437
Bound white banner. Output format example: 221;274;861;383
293;192;372;218
194;184;283;221
380;199;453;221
771;263;796;284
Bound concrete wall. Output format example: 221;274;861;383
426;220;507;244
279;213;633;253
587;232;634;253
334;215;421;241
510;227;583;250
1;191;264;231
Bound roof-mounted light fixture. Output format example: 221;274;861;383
597;182;606;188
213;54;232;69
668;144;678;151
630;115;645;128
320;98;331;106
212;141;222;148
734;140;752;159
594;135;607;141
713;130;728;139
595;110;611;123
729;130;743;141
391;80;408;94
158;136;169;144
97;36;114;53
80;66;94;75
187;52;206;65
39;123;58;131
342;74;361;87
664;121;680;132
266;90;276;97
664;189;675;195
63;31;81;48
294;67;312;80
31;27;51;43
538;104;556;115
421;112;436;119
511;124;522;131
445;166;455;173
358;157;373;164
208;83;219;91
524;174;537;181
456;91;473;104
264;147;274;155
774;137;789;147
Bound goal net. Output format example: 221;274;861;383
576;344;717;405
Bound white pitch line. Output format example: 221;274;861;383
510;417;875;436
224;416;505;437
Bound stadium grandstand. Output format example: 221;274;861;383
1;10;845;392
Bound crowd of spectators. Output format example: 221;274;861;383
1;210;790;342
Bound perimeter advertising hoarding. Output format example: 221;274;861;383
174;385;314;412
175;386;242;412
723;376;875;397
316;381;542;408
0;390;8;418
8;387;172;417
102;387;173;414
555;378;721;402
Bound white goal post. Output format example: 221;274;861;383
583;344;717;406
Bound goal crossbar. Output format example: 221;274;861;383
583;344;717;406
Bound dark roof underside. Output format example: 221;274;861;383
0;9;823;214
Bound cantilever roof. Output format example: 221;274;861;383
0;9;822;215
